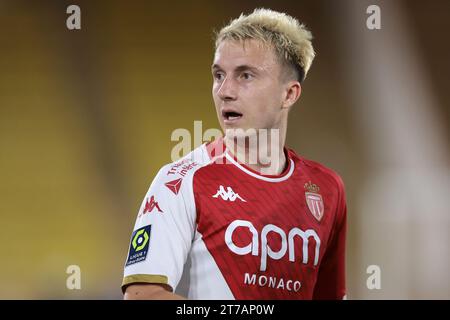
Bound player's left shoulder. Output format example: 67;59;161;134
288;148;346;193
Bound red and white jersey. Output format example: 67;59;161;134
122;139;347;299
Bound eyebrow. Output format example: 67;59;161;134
211;64;260;73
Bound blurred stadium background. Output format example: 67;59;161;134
0;0;448;299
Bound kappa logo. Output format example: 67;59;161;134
304;181;324;221
213;185;246;202
143;195;163;215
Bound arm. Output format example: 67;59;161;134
124;283;186;300
121;163;197;299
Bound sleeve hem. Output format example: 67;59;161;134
121;274;170;293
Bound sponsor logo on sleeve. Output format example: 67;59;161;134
165;178;183;195
126;225;151;266
167;159;198;177
164;159;198;196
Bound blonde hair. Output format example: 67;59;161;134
214;8;315;82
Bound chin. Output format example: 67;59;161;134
224;125;260;141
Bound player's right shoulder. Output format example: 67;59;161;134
147;143;214;197
133;144;214;229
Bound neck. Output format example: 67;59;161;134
224;128;287;175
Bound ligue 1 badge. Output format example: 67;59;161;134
304;181;324;221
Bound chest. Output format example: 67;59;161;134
193;169;337;272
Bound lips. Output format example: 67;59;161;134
222;109;243;123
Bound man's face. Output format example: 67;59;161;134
212;39;287;134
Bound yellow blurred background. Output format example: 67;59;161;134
0;0;448;299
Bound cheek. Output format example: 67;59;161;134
212;87;219;104
264;87;284;109
251;87;280;111
212;82;222;98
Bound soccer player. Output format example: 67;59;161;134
122;8;347;300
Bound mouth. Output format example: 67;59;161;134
222;110;243;124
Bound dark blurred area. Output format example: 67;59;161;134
0;0;448;299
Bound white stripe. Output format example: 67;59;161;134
176;229;235;299
315;201;321;216
224;152;295;183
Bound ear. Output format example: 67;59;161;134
281;81;301;109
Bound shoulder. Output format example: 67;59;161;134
288;148;345;192
136;144;214;223
151;142;217;193
288;148;347;224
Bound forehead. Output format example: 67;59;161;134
213;39;279;71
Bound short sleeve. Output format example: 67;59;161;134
121;165;197;293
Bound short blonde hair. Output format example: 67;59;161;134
214;8;315;82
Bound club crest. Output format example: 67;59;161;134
304;181;324;221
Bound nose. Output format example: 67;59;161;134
217;76;237;101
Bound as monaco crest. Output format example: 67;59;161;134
304;181;324;221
